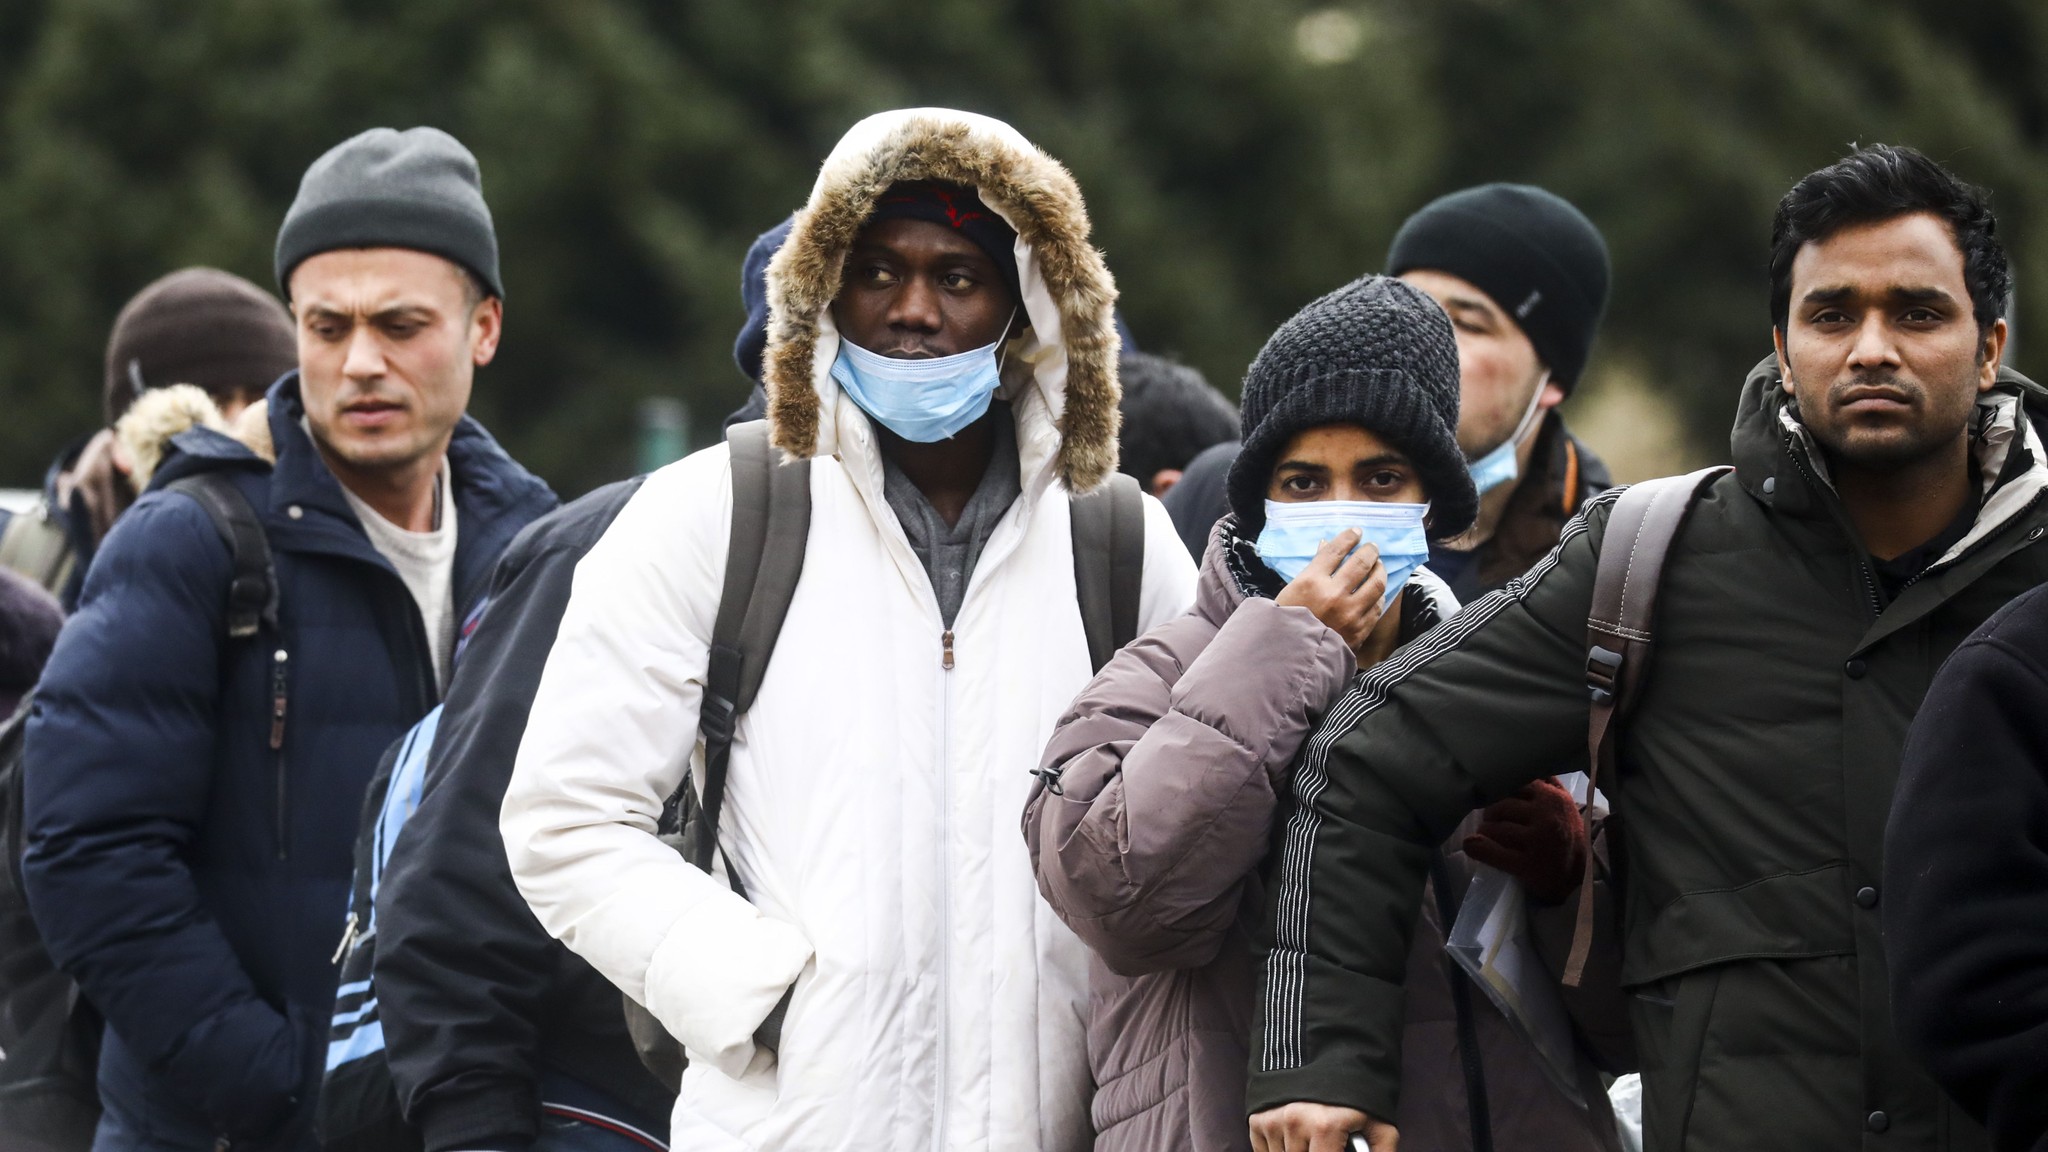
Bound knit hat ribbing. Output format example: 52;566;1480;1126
275;127;501;300
1386;183;1609;390
103;268;297;426
1227;275;1475;539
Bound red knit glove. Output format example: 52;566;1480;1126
1462;777;1588;905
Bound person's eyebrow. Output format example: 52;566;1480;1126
369;303;438;323
1800;286;1855;307
1350;453;1411;471
1887;285;1957;306
1441;294;1499;322
1273;459;1331;474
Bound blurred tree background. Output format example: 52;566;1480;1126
2;0;2043;495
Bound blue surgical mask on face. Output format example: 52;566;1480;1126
1256;499;1432;611
830;326;1011;444
1467;372;1551;496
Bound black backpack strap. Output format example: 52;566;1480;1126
690;422;811;878
1071;473;1146;674
1564;464;1729;985
166;473;277;640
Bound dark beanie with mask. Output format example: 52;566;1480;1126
275;126;502;300
1226;275;1474;539
1386;182;1610;390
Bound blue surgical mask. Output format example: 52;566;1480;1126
1256;499;1432;611
1467;372;1550;496
830;328;1009;444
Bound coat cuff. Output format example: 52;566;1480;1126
642;895;812;1079
416;1076;540;1152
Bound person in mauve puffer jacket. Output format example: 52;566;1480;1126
1025;276;1625;1152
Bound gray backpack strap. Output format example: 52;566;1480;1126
689;421;811;877
1564;464;1729;985
1070;474;1146;674
0;505;77;600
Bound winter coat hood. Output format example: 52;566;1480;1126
763;108;1122;493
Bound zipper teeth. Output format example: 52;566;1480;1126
1787;443;1883;619
935;626;952;1152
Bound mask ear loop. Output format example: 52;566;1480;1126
1490;369;1552;459
995;303;1021;374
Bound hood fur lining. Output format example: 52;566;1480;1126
763;109;1121;492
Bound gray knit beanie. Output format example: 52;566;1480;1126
1227;275;1475;539
275;127;501;300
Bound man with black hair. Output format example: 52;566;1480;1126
1389;184;1614;601
1115;350;1238;498
1248;144;2031;1152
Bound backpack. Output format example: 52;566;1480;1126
0;505;77;604
0;471;277;1152
624;420;1149;1087
1562;465;1731;986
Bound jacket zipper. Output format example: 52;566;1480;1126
935;626;954;1152
1787;442;1883;620
270;648;290;860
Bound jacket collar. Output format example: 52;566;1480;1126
157;373;556;613
1731;354;2048;650
1733;355;2048;553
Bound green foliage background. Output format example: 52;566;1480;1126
3;0;2044;495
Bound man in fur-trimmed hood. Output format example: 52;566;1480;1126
502;109;1196;1150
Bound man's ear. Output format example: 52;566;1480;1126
1979;317;2009;393
471;297;504;367
1773;325;1794;395
1150;468;1183;497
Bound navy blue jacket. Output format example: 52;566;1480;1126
20;375;555;1150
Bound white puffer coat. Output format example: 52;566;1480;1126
502;108;1197;1152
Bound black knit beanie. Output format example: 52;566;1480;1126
1386;183;1609;390
275;127;501;300
103;268;298;425
1227;275;1475;539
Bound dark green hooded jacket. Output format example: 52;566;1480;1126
1247;357;2048;1151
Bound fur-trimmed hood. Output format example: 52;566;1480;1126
763;108;1122;493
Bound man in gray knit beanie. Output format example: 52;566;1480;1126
16;127;555;1152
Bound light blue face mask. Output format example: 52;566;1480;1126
830;324;1012;443
1467;372;1550;496
1256;499;1432;611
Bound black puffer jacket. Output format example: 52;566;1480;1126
1888;582;2048;1152
375;476;673;1152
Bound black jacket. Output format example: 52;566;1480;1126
22;375;554;1150
1888;581;2048;1152
375;476;672;1152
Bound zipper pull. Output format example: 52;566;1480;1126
331;911;358;965
269;649;288;750
941;630;955;670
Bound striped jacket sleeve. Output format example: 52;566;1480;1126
1247;491;1619;1120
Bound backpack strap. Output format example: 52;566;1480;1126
1563;465;1730;985
1070;473;1146;674
690;422;811;877
166;473;278;640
